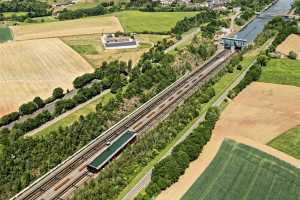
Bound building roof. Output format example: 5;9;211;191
88;131;135;170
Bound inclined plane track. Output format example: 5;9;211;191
12;49;232;200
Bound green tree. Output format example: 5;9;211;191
52;87;64;99
33;96;45;108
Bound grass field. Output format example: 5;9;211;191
0;25;13;42
0;38;93;116
10;16;123;41
269;124;300;160
182;139;300;200
115;11;197;33
62;34;168;67
34;91;113;137
259;58;300;87
2;12;28;18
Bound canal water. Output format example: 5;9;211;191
236;0;293;42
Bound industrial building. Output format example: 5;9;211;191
102;33;138;49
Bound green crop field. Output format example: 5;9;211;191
115;11;197;33
182;139;300;200
0;25;13;42
269;124;300;160
259;58;300;87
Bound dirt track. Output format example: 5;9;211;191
0;38;93;116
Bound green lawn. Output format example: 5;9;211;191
268;124;300;160
69;44;99;54
182;139;300;200
259;58;300;87
2;12;27;18
115;11;197;33
35;91;113;137
0;25;13;42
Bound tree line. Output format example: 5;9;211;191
0;0;51;21
136;107;220;200
0;87;63;127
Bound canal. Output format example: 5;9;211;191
236;0;293;43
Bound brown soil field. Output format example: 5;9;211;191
214;82;300;144
10;16;123;41
156;134;300;200
0;38;93;116
276;34;300;59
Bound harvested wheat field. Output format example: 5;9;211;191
276;34;300;59
214;82;300;144
10;16;123;41
0;38;93;116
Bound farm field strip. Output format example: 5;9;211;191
0;38;93;116
0;25;13;42
181;139;300;200
269;124;300;160
259;58;300;87
10;16;123;41
115;11;197;33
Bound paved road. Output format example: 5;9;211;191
122;60;256;200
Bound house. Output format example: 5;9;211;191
207;0;230;9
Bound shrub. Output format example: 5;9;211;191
19;102;38;115
0;112;20;126
227;65;234;73
73;73;96;89
288;51;297;59
33;96;45;108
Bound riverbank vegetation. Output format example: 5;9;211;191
231;0;274;26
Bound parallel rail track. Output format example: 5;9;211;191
12;49;232;200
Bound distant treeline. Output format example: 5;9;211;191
0;0;51;20
231;0;274;26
